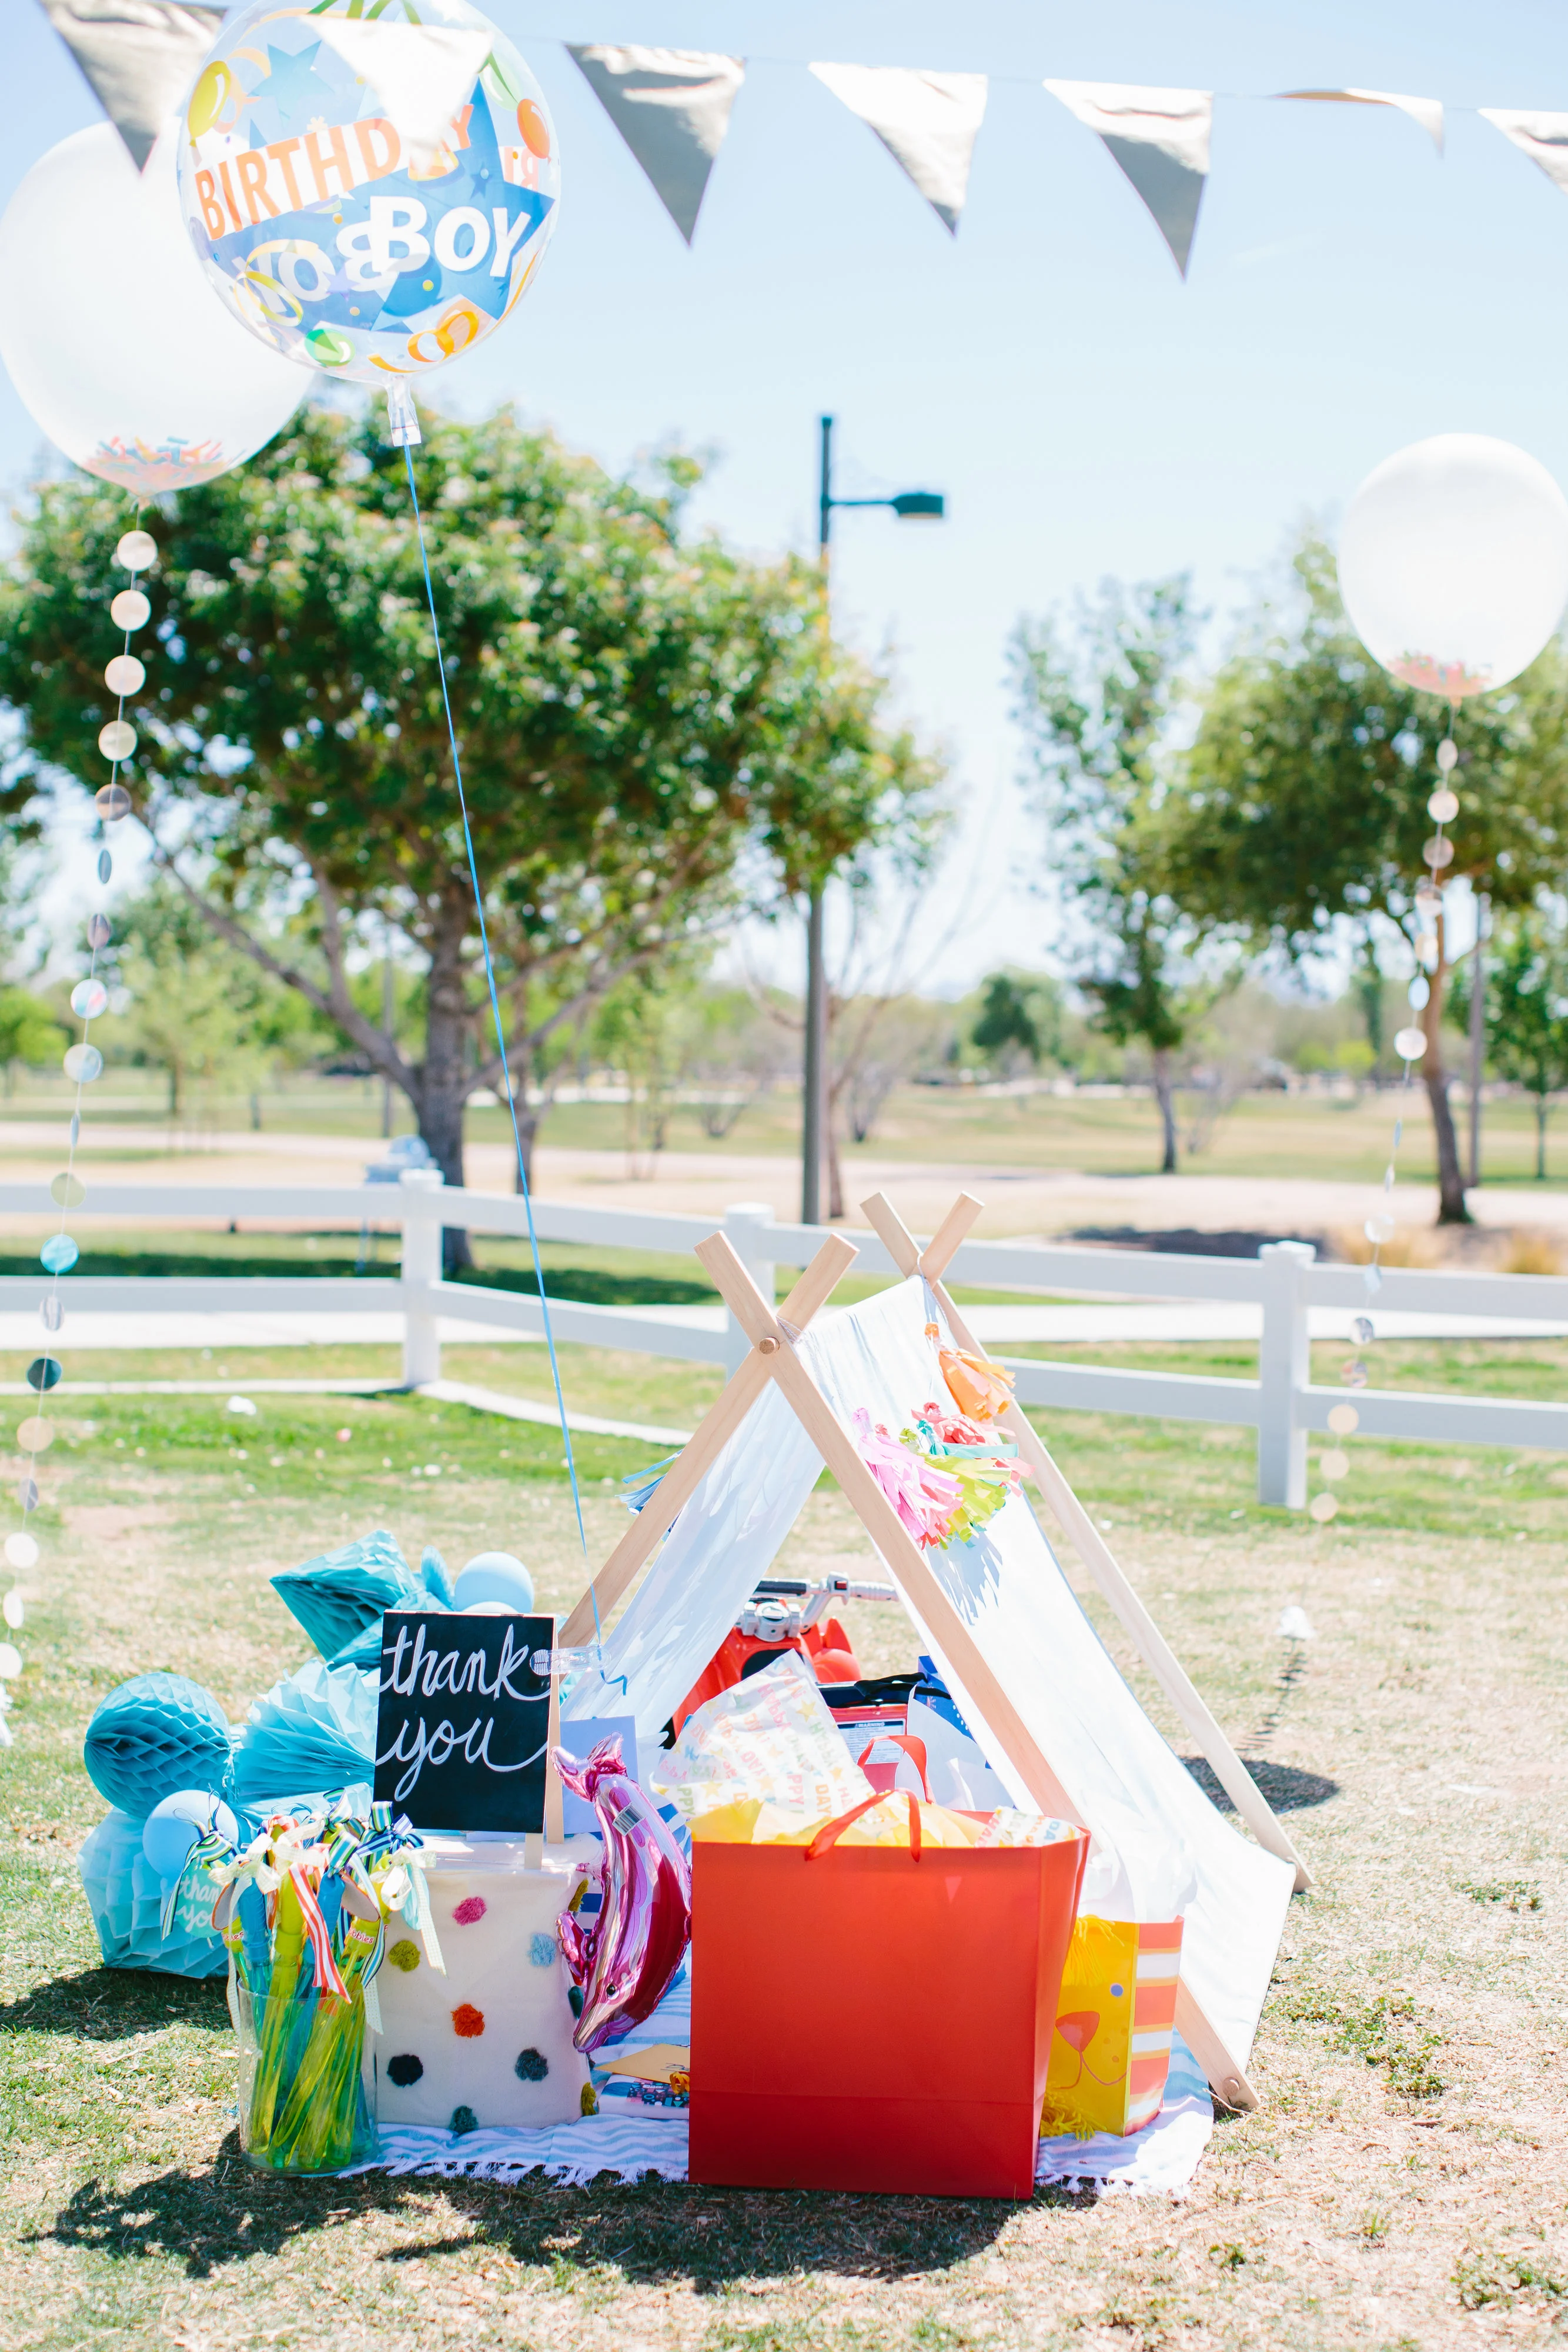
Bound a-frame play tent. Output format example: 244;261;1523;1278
561;1191;1305;2107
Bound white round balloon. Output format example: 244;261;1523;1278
1338;433;1568;699
0;123;304;495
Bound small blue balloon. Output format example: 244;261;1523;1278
143;1789;238;1885
40;1234;78;1274
454;1552;534;1612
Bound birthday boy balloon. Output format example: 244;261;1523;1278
177;0;559;386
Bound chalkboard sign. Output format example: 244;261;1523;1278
373;1610;555;1832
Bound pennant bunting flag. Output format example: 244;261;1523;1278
567;45;745;245
1277;88;1444;155
807;64;988;235
312;19;495;175
38;0;222;170
1042;81;1213;278
1478;108;1568;199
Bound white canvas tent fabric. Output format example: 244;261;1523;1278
565;1274;1295;2074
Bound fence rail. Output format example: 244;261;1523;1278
0;1177;1563;1507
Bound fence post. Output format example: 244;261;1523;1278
1256;1240;1314;1508
399;1168;445;1388
721;1201;777;1372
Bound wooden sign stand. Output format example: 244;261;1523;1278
560;1193;1305;2112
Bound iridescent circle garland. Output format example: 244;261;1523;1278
1306;727;1463;1528
0;529;147;1732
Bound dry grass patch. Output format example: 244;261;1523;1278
0;1357;1566;2348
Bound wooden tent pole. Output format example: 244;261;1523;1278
559;1235;857;1649
860;1190;1309;1892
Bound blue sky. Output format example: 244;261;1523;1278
5;1;1568;991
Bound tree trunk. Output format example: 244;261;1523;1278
825;1100;845;1221
168;1060;182;1117
1422;954;1470;1225
1537;1097;1549;1182
1151;1048;1178;1174
413;903;474;1274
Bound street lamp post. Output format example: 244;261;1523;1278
801;413;944;1225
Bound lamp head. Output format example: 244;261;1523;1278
890;491;945;521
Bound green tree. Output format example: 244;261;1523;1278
970;970;1065;1073
113;880;319;1119
1164;536;1568;1221
0;985;63;1093
1010;577;1207;1172
1450;907;1568;1180
0;404;939;1258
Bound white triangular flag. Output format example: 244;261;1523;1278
312;19;493;175
1043;79;1212;277
568;45;744;245
38;0;222;170
1278;88;1443;155
1480;108;1568;198
807;64;988;235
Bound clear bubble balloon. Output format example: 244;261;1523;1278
0;126;303;495
178;0;559;388
1339;435;1568;700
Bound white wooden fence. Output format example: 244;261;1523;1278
0;1172;1563;1508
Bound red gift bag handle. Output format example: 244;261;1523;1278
807;1788;922;1862
855;1732;931;1801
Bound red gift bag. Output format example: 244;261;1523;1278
690;1795;1088;2199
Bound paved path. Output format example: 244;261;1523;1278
1;1122;1565;1244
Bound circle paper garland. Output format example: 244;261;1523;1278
177;0;559;387
1;529;145;1700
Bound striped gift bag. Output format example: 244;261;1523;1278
1039;1916;1184;2140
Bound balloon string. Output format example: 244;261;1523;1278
1308;700;1463;1529
398;437;587;1559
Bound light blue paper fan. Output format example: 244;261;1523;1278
77;1810;227;1978
420;1545;456;1608
82;1673;233;1817
270;1529;417;1664
229;1659;377;1804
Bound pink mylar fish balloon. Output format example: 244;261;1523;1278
551;1736;691;2056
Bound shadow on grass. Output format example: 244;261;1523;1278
1181;1756;1340;1813
0;1966;228;2043
36;2156;1072;2286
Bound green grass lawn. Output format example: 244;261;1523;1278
1;1342;1566;2348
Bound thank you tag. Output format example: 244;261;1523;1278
373;1609;554;1832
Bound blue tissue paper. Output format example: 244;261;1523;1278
229;1659;376;1805
420;1544;456;1608
82;1673;232;1818
270;1529;419;1665
78;1809;227;1977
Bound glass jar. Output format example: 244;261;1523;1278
234;1983;377;2174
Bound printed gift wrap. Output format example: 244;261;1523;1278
1041;1916;1184;2140
366;1843;591;2134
